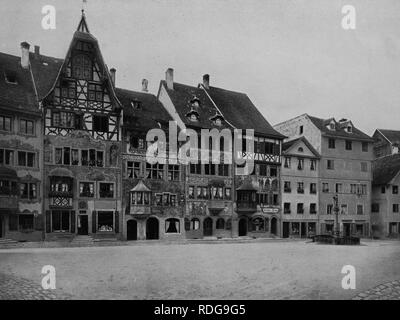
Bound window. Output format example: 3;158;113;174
20;183;37;200
72;54;92;80
92;115;108;132
310;159;316;171
357;204;364;215
345;140;352;150
224;188;231;200
19;214;34;230
299;125;303;135
297;158;304;170
204;164;216;175
327;160;334;170
190;163;201;175
88;83;103;101
297;203;304;214
127;161;141;178
310;183;317;194
191;218;200;230
328;138;335;149
79;182;94;198
310;203;317;214
97;211;114;232
341;204;348;215
335;183;342;193
96;151;104;167
4;70;17;84
133;191;150;205
270;167;277;177
362;142;368;152
258;164;267;176
60;79;77;98
381;186;386;194
371;203;379;213
361;162;368;172
216;218;225;229
50;177;72;193
63;147;70;165
322;183;329;193
284;157;291;168
52;111;76;128
218;164;230;176
99;183;114;198
52;210;70;232
130;136;146;150
211;187;223;200
20;119;34;135
297;182;304;194
188;186;195;199
0;180;17;196
18;151;35;167
0;115;12;132
165;218;180;233
146;163;164;180
393;186;398;194
284;203;291;214
393;204;399;213
71;149;79;165
284;181;291;193
251;217;265;232
327;204;333;214
0;149;14;165
167;165;180;181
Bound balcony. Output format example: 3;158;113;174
129;205;151;218
208;199;226;212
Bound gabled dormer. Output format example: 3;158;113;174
326;119;336;131
186;107;199;122
209;112;224;126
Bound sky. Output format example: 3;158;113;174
1;0;400;135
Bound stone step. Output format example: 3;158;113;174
0;238;18;244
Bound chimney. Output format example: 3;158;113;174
34;45;40;59
110;68;116;86
142;79;148;92
203;74;210;89
166;68;174;90
20;42;30;69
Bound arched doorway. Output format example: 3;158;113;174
271;217;277;235
239;218;247;236
146;217;159;240
203;217;213;236
127;219;137;240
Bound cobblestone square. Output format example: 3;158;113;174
0;240;399;300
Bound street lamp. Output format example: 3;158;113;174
333;194;340;238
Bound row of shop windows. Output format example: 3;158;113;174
127;161;180;181
0;148;36;167
0;115;35;135
188;186;231;200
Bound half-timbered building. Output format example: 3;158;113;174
31;13;123;240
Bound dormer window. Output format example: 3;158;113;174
346;125;353;133
210;113;224;126
4;70;17;84
190;95;201;108
328;121;335;130
130;100;141;110
186;108;199;122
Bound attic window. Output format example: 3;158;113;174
190;95;200;108
189;113;198;122
328;122;335;130
4;71;17;84
346;125;353;133
214;118;222;126
186;108;199;122
298;147;304;152
131;101;141;110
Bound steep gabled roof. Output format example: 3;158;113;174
373;154;400;185
160;81;232;130
0;52;39;114
282;136;320;158
204;85;285;139
116;88;172;131
307;114;373;142
376;129;400;146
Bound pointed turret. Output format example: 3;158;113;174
76;9;90;33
